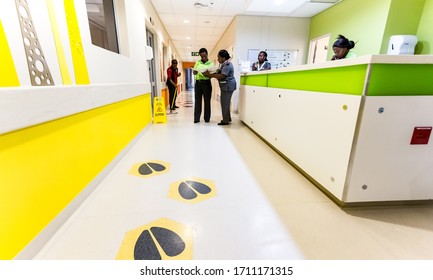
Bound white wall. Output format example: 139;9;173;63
235;15;311;66
207;15;311;114
0;0;182;134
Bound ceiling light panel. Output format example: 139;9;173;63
290;2;333;17
247;0;307;15
175;14;197;25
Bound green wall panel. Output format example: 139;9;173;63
241;74;268;87
266;65;367;95
367;64;433;96
380;0;425;54
416;0;433;54
309;0;391;59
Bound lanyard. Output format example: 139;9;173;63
256;61;265;71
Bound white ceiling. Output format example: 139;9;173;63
150;0;341;62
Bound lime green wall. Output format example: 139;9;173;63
309;0;391;60
0;94;152;259
380;0;425;53
310;0;430;59
416;0;433;54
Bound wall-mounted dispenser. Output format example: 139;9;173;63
387;35;417;55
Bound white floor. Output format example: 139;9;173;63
34;90;433;260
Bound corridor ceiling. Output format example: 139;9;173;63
150;0;341;62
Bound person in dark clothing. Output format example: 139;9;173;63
167;59;181;112
192;48;214;123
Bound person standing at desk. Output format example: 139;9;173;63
251;51;271;71
193;48;214;123
331;34;357;60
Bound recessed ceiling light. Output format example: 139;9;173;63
183;20;190;23
186;37;191;40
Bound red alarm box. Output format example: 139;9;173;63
410;127;432;145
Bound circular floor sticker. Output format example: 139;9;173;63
129;160;170;178
169;177;216;204
116;218;193;260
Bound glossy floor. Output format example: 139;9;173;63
35;91;433;260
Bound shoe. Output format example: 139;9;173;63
205;120;210;123
218;122;229;126
174;106;179;108
194;120;200;123
170;107;176;110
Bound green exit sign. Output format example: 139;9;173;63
191;52;200;56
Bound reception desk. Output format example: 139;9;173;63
239;55;433;206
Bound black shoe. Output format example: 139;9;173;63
205;120;210;123
218;122;229;126
174;106;179;108
194;120;200;123
170;107;176;110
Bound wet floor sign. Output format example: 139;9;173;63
153;97;167;124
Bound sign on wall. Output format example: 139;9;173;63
248;49;298;70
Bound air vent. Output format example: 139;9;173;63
194;2;208;8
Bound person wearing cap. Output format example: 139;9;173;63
331;34;357;60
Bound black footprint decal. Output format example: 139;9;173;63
178;180;212;200
138;162;166;175
134;227;185;260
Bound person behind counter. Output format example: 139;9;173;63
331;34;357;60
251;51;271;71
203;49;236;126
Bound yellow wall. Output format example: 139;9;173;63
0;94;152;259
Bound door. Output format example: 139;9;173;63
308;34;330;64
146;29;157;110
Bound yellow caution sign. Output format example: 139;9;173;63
153;97;167;124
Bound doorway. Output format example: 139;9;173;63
308;34;331;64
146;28;157;110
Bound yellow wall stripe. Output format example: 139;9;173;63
64;0;90;85
0;21;20;87
47;0;72;85
0;94;152;259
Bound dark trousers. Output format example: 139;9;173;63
220;90;233;123
168;85;177;110
194;80;212;122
